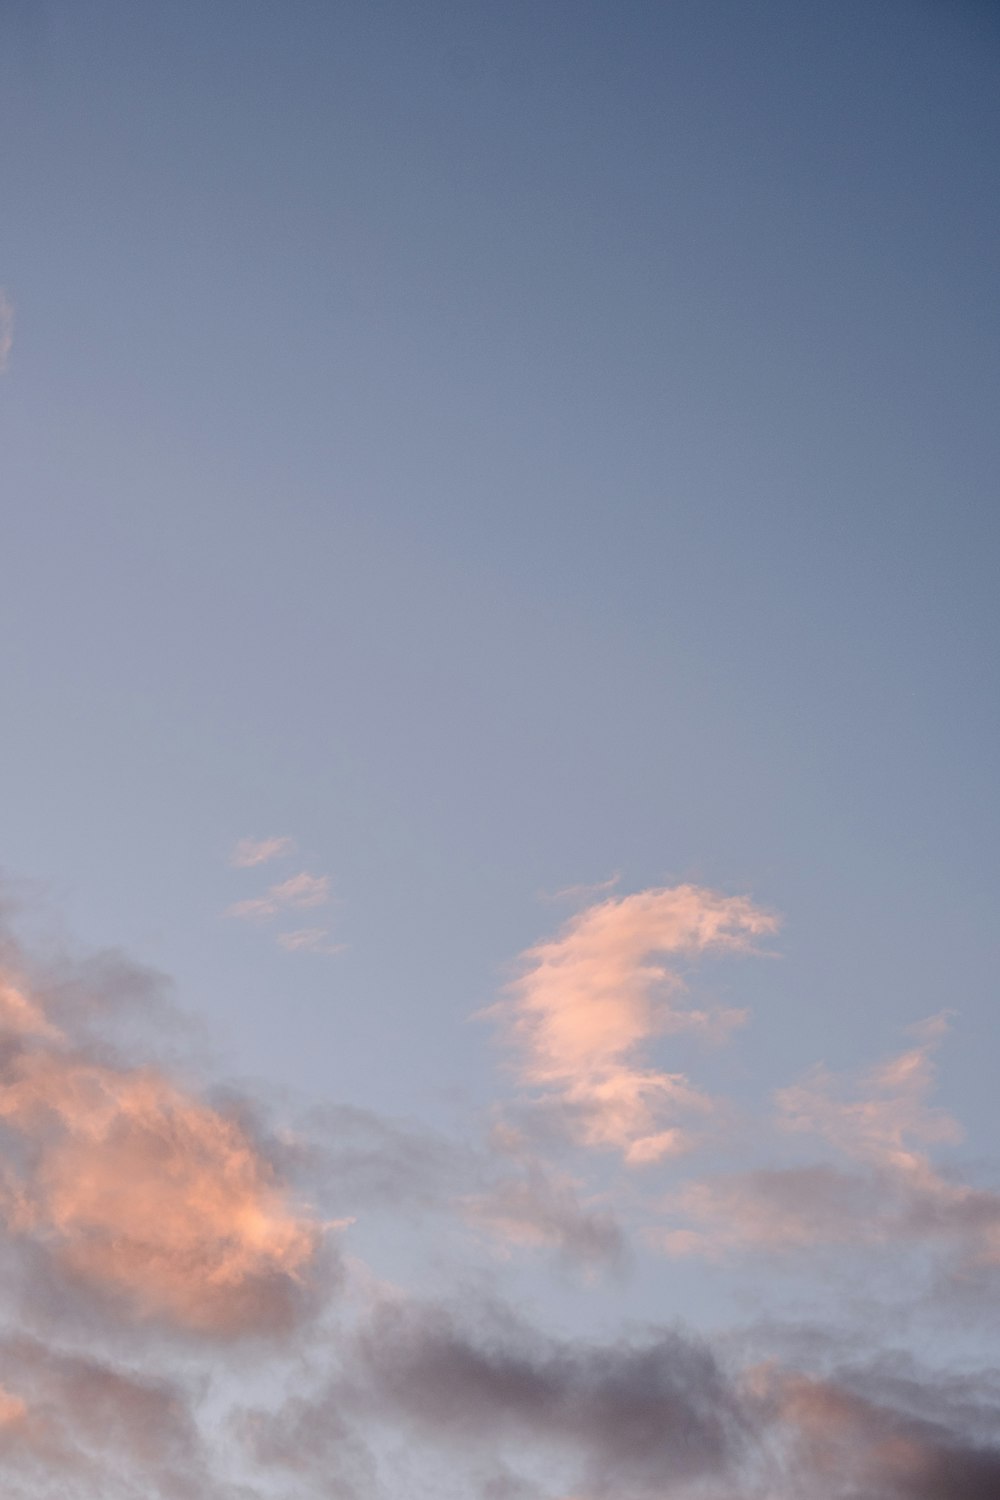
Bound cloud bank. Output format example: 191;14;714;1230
0;882;998;1500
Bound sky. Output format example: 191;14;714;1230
0;1;999;1496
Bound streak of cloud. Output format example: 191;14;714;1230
486;885;777;1163
277;926;345;955
226;871;330;922
228;835;296;868
659;1019;1000;1274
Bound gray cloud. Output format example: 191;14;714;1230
351;1298;748;1497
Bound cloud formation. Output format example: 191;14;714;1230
463;1157;624;1270
0;1336;217;1500
352;1297;748;1496
277;926;345;955
2;886;999;1500
228;835;295;868
0;961;325;1337
226;870;330;922
660;1018;1000;1274
487;885;776;1163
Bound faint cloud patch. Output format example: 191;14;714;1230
229;835;296;869
227;872;330;922
277;928;345;957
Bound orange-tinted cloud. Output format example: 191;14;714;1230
0;971;324;1336
488;885;777;1163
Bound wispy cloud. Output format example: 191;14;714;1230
659;1017;1000;1273
277;927;345;955
0;290;13;373
463;1157;624;1270
226;871;330;921
229;835;296;869
486;884;777;1163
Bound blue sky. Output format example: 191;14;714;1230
1;4;999;1497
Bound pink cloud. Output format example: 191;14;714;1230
775;1013;962;1178
0;968;323;1336
226;871;330;922
487;884;777;1163
229;835;296;868
660;1018;1000;1270
276;928;345;955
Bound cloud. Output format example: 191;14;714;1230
486;885;777;1163
0;963;327;1338
462;1158;625;1271
228;835;296;869
659;1019;1000;1274
748;1360;1000;1500
775;1014;962;1174
2;886;998;1500
266;1294;1000;1500
0;290;13;373
277;927;345;955
351;1297;748;1496
226;871;330;922
0;1335;218;1499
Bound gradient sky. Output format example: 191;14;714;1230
1;3;999;1498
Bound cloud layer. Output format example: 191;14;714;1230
1;884;998;1500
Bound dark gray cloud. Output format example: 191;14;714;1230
351;1298;748;1496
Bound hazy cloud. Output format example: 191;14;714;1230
352;1297;748;1496
660;1020;1000;1274
463;1158;625;1271
226;871;330;922
228;835;295;869
0;1335;219;1499
277;926;345;955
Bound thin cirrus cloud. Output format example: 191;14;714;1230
659;1016;1000;1272
226;871;330;922
485;884;778;1164
228;835;296;869
277;927;345;955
